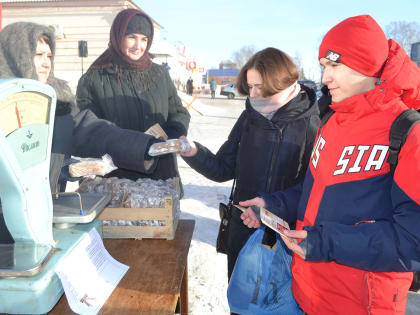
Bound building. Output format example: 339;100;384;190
206;68;239;85
0;0;171;90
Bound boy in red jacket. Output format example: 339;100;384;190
240;15;420;315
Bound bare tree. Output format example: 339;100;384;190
385;21;420;56
293;51;305;79
231;45;258;69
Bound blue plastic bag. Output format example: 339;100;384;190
227;227;302;315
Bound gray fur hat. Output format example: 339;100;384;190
0;22;74;114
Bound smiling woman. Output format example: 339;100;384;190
120;33;148;61
76;8;190;189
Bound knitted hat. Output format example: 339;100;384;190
319;15;389;77
125;14;152;38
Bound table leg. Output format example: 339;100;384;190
180;263;188;315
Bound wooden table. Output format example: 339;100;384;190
50;219;195;315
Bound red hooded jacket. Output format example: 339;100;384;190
290;40;420;314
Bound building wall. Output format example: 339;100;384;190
1;0;162;91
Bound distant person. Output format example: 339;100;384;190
180;47;320;282
186;76;193;95
210;78;217;99
240;15;420;315
76;8;190;184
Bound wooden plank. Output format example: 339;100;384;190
180;266;188;315
49;219;195;315
98;197;178;240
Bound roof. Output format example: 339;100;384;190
207;69;239;76
0;0;64;2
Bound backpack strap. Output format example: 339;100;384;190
319;109;334;129
387;109;420;175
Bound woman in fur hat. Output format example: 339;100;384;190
0;21;158;193
76;9;190;185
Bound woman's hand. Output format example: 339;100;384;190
179;136;197;157
239;197;265;228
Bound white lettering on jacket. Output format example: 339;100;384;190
333;144;389;176
311;135;326;169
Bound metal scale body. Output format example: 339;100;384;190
0;79;107;314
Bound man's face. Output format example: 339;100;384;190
320;58;377;102
120;33;148;61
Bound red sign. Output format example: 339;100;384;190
186;61;196;71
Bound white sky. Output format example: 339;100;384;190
136;0;420;81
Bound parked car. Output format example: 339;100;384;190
220;83;238;99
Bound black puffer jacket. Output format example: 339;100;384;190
183;85;320;277
76;63;190;181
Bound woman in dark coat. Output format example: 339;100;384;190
0;21;158;242
181;47;320;280
76;8;190;182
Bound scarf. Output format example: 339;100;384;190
249;81;301;119
89;8;154;71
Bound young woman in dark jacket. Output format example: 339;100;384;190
181;47;320;279
76;9;190;183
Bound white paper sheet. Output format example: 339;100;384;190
55;228;129;315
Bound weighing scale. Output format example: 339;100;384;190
0;78;110;314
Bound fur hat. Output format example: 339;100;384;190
0;22;74;115
125;14;152;38
319;15;389;77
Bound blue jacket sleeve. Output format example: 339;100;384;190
72;108;157;174
261;182;303;224
304;179;420;272
304;126;420;272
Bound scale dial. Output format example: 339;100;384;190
0;91;51;136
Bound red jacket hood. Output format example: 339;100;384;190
331;39;420;118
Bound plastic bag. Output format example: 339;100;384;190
68;154;117;177
148;138;191;156
227;227;302;315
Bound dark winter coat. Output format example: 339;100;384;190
76;63;190;181
0;22;158;244
183;85;320;277
0;22;156;193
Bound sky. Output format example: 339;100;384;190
136;0;420;81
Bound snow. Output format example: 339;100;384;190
177;92;244;314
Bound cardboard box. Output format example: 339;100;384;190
98;196;179;240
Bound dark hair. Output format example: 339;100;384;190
237;47;298;97
38;35;51;47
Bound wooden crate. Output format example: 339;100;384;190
98;196;179;240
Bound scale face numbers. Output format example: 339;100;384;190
0;91;51;136
0;91;52;169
